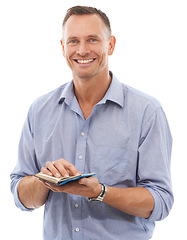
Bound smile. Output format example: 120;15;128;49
74;59;96;64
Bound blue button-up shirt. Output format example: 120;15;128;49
10;72;173;240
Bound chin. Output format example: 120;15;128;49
73;70;98;80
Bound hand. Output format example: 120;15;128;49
43;176;102;199
41;158;81;178
40;158;101;198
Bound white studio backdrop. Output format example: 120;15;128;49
0;0;186;239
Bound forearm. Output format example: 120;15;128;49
39;160;154;218
18;176;50;209
103;186;154;218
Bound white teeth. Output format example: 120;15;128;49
76;59;94;64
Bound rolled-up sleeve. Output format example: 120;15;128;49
10;103;39;211
11;180;33;212
137;107;174;222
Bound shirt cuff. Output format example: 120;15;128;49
13;180;34;212
145;187;162;222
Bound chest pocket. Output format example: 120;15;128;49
93;146;131;186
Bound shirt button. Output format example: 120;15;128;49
79;155;83;160
75;203;79;208
81;132;85;136
75;228;80;232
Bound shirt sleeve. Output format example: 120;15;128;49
10;103;39;211
137;107;174;222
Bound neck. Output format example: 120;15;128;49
73;71;112;119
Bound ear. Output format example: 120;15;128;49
108;36;116;56
60;40;65;57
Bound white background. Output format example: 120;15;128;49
1;0;187;239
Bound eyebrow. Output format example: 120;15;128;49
87;35;100;39
66;34;100;42
66;36;77;42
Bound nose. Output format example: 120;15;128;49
76;42;90;56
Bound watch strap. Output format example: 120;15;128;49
88;183;107;202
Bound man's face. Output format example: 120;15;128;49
61;14;115;80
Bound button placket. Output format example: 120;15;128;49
72;121;90;239
72;196;82;238
74;124;89;173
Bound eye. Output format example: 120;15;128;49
68;40;78;45
89;38;97;43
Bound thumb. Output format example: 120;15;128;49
78;177;88;185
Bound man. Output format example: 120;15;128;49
10;6;173;240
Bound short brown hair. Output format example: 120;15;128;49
62;5;112;36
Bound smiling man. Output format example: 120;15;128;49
61;11;116;119
10;6;173;240
62;13;113;79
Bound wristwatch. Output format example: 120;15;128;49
88;183;107;202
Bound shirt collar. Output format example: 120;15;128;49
99;72;124;108
58;81;74;105
58;71;124;108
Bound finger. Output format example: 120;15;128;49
67;164;81;176
78;176;98;188
38;179;48;187
63;159;81;176
44;182;61;192
53;160;69;178
41;167;53;176
54;159;80;177
78;177;87;185
46;161;61;178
